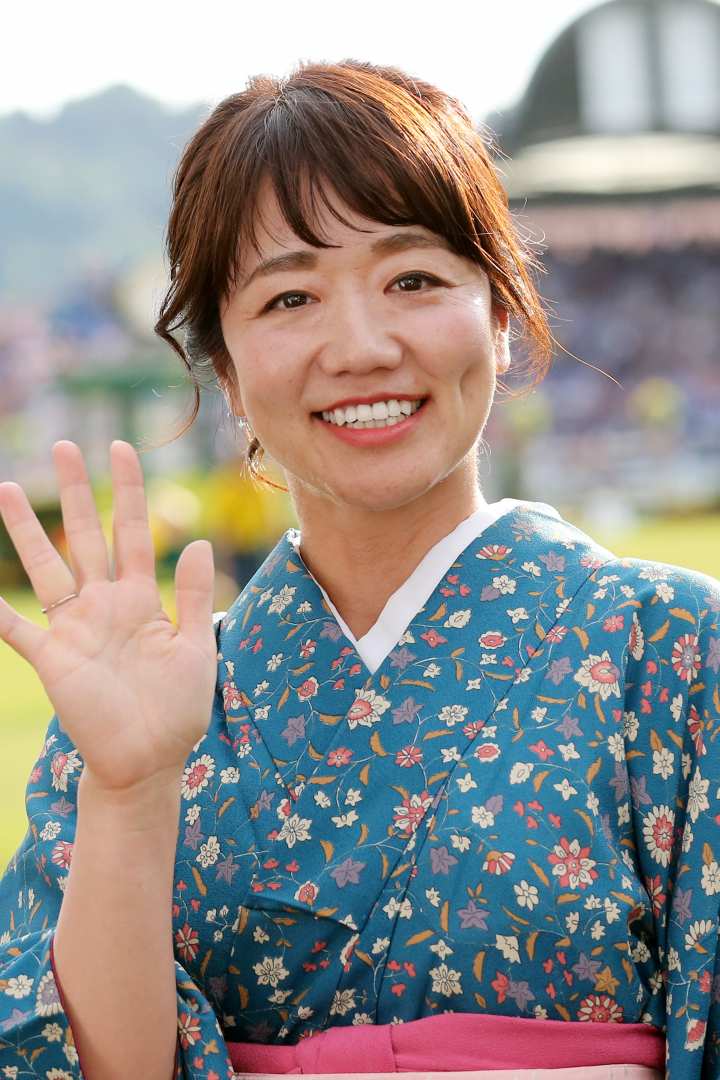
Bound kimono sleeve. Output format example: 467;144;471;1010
0;619;237;1079
625;566;720;1079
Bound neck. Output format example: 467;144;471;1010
289;461;486;639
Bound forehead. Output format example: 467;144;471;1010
247;177;440;260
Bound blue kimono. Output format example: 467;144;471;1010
2;501;720;1078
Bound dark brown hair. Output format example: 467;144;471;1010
151;58;558;472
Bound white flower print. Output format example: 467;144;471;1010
347;689;391;729
530;706;547;723
268;585;296;614
565;911;580;933
330;989;356;1015
521;561;541;577
181;754;216;799
652;747;674;780
439;704;468;727
456;773;478;793
471;806;495;827
39;822;61;842
701;861;720;896
687;768;709;822
42;1022;63;1042
268;989;292;1004
429;963;462;995
479;655;497;666
642;805;675;866
425;888;441;907
35;970;62;1017
495;934;520;963
622;711;639;741
253;956;289;987
197;836;221;868
49;749;82;792
656;582;675;603
607;733;625;762
507;607;529;623
430;939;454;959
266;653;284;671
554;778;578;801
604;899;620;924
345;788;362;806
509;762;534;784
314;791;331;808
466;677;485;688
450;833;471;851
4;975;33;999
513;881;539;910
254;680;270;696
331;810;359;828
383;896;413;919
220;767;240;785
353;1012;373;1025
252;927;270;944
277;813;312;847
372;937;390;954
685;919;714;952
670;694;684;722
513;667;532;684
423;663;442;678
492;575;516;595
444;609;471;628
559;742;580;761
254;705;271;720
441;746;461;763
574;651;621;700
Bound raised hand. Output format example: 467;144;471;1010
0;440;217;795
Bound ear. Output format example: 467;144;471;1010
492;303;511;375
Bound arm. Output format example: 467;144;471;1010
52;769;183;1080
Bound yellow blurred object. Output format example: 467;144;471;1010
198;459;294;553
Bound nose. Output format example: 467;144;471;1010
316;293;403;377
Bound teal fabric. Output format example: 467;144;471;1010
2;502;719;1078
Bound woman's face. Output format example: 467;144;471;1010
219;181;510;515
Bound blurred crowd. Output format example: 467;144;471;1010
0;238;718;590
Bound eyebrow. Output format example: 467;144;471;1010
237;231;456;293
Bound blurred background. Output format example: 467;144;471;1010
1;0;719;868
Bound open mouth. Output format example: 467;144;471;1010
313;397;428;430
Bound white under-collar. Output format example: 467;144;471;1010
288;498;559;674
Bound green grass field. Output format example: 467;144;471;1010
1;513;718;873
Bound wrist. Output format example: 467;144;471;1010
78;768;184;831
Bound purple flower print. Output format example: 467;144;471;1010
389;647;417;670
609;762;629;802
572;953;602;982
458;899;489;929
707;637;720;673
215;854;241;885
507;979;535;1011
392;697;422;725
672;886;692;924
430;846;458;875
546;657;572;685
282;715;306;746
330;857;366;887
184;818;205;850
320;621;344;641
539;551;566;572
556;715;582;739
630;774;653;808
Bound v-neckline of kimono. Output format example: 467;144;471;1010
285;499;558;686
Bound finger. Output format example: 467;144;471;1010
52;441;110;586
174;540;215;649
0;594;48;666
109;441;156;581
0;481;77;615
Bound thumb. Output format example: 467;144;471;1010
174;540;215;647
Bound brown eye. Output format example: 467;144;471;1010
264;291;311;313
392;273;441;292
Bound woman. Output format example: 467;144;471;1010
0;60;718;1080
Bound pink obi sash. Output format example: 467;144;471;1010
227;1012;665;1075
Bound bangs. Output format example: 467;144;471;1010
214;82;495;299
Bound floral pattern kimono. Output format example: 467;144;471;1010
1;500;720;1079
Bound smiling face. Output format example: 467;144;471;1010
219;180;510;521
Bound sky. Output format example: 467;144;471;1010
2;0;607;124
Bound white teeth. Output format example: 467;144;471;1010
319;398;424;428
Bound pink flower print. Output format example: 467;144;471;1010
545;625;568;644
395;745;423;767
297;676;319;701
483;850;515;874
327;747;353;767
479;631;507;649
602;615;625;632
476;543;512;560
50;840;73;868
175;922;200;964
687;704;706;756
178;1011;202;1050
300;639;317;658
392;790;433;835
529;740;555;762
548;837;598;889
222;681;246;712
473;743;501;763
577;994;623;1023
421;629;447;648
294;881;319;904
671;633;701;684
